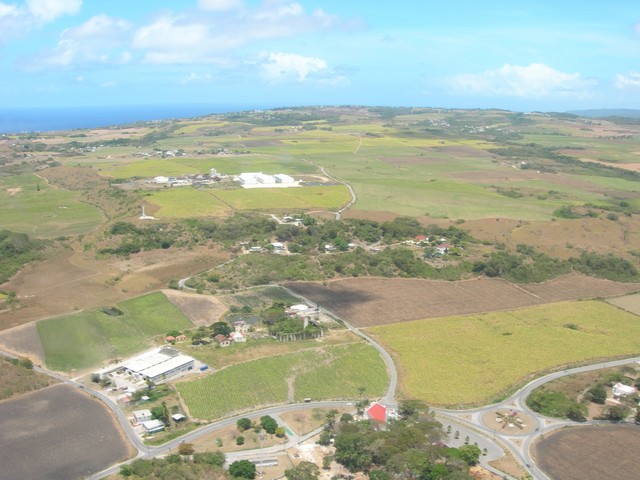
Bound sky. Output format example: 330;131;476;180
0;0;639;112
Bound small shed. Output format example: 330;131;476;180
612;383;635;397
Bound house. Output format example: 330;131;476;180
271;242;285;251
366;402;388;423
234;321;250;333
142;419;165;434
175;334;187;341
414;235;427;242
612;383;635;397
231;331;247;342
215;334;232;347
165;335;176;343
132;409;153;425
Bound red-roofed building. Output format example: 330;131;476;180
366;402;387;423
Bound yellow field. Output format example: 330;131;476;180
146;188;231;217
367;301;640;406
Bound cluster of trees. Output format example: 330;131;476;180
473;245;639;283
0;230;45;283
528;369;640;422
313;401;478;479
120;450;226;478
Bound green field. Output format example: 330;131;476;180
177;342;387;419
214;185;351;211
0;174;103;238
146;188;231;217
368;301;640;406
37;292;193;371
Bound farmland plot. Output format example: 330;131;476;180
368;300;640;406
177;342;386;420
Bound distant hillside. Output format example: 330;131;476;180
569;109;640;119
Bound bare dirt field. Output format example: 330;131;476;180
607;292;640;315
0;383;132;480
285;275;640;327
190;417;287;453
0;322;45;364
163;289;229;326
532;425;640;480
0;245;229;332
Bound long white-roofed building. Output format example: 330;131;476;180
122;347;195;384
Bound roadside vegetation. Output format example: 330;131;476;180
527;365;640;422
0;356;57;400
0;230;47;283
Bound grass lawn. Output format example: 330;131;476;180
177;342;387;420
0;173;103;238
367;300;640;407
37;291;193;371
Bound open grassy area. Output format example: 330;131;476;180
37;291;193;371
367;300;640;406
177;342;387;420
146;188;231;217
214;185;351;211
0;173;103;238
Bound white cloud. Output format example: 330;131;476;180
615;72;640;89
132;1;337;64
450;63;594;98
31;14;132;67
198;0;244;12
180;72;214;84
26;0;81;23
262;52;327;81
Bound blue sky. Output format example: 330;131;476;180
1;0;639;112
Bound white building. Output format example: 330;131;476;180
123;347;195;384
274;174;294;184
132;409;153;425
142;419;165;434
612;383;635;397
154;176;169;184
231;331;247;342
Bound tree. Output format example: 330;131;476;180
585;384;607;404
236;436;245;445
325;409;339;429
607;405;630;421
151;403;169;425
260;415;278;434
566;402;588;422
211;321;232;337
398;400;427;421
229;460;257;479
178;442;194;456
285;461;320;480
275;426;286;438
237;417;252;432
340;413;354;423
457;444;481;466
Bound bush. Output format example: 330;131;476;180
229;460;257;479
236;436;245;445
237;417;252;432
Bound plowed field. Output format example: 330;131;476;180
285;274;640;327
533;426;640;480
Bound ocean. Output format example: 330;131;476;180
0;104;262;134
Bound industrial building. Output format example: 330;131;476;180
122;347;195;384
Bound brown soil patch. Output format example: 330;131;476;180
0;323;45;364
533;425;640;480
190;417;287;453
163;289;228;327
488;455;525;479
470;466;503;480
0;245;230;332
606;292;640;315
5;187;21;196
279;407;351;436
285;275;640;327
0;383;132;480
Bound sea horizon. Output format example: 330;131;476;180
0;104;268;134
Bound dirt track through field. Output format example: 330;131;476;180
285;274;640;326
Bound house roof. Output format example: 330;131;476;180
366;402;387;423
